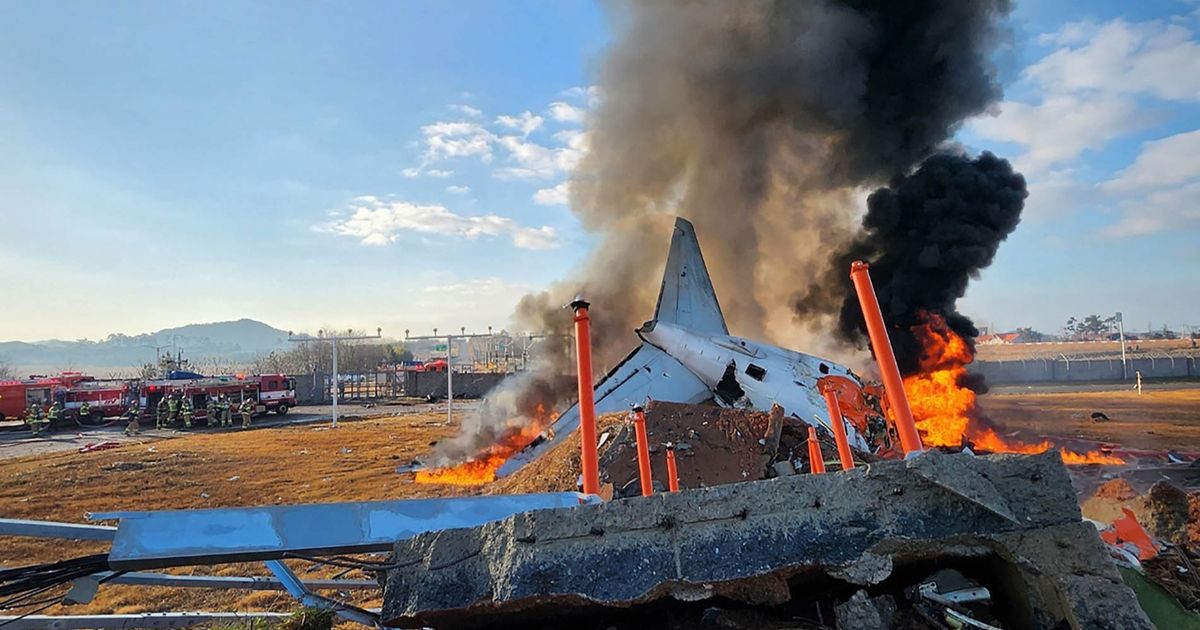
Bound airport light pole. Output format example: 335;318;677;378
289;328;381;428
405;328;495;425
1116;312;1127;381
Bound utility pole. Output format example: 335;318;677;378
1116;312;1127;381
289;328;381;428
405;328;494;425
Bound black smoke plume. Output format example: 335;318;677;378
439;0;1018;464
795;151;1027;375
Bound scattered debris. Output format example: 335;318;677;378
78;441;122;453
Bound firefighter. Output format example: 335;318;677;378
181;396;194;428
26;404;46;436
47;400;63;430
156;396;169;430
206;396;217;428
78;400;91;423
167;392;180;427
241;397;254;429
124;402;141;436
220;394;232;427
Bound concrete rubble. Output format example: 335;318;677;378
381;450;1152;629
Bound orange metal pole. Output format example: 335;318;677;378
807;426;826;474
632;406;654;497
820;384;855;470
848;261;924;455
571;298;601;497
665;445;680;492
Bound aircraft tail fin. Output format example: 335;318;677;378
652;217;728;335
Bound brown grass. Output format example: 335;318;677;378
980;388;1200;451
0;412;468;618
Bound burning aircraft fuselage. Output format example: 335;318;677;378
637;320;870;451
498;217;878;478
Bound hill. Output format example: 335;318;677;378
0;319;291;376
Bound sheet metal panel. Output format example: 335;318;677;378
497;342;711;478
93;493;593;570
0;518;117;541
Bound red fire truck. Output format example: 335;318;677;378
0;373;133;425
138;374;296;425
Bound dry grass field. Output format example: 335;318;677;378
1;386;1198;622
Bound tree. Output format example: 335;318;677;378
1013;327;1050;342
0;361;13;381
1063;314;1117;340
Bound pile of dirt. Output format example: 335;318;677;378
597;401;781;494
1144;547;1200;612
490;413;627;495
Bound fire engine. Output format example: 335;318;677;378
1;372;295;428
0;373;132;425
139;374;296;425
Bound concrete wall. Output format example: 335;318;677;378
972;357;1196;385
403;371;507;399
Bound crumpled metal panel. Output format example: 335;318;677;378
93;493;595;570
497;342;711;478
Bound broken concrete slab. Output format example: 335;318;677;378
381;451;1151;629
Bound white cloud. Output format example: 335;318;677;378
1100;181;1200;238
495;111;544;137
1096;129;1200;238
548;101;585;124
454;104;483;118
422;277;528;296
325;196;559;250
446;185;471;195
1102;129;1200;191
561;85;603;107
971;96;1146;170
493;131;589;180
1028;19;1200;102
402;167;455;178
533;181;571;206
420;121;496;162
971;18;1199;169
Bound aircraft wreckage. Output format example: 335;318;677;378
500;217;892;478
0;217;1154;629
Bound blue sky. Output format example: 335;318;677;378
0;0;1197;343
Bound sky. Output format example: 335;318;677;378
0;0;1197;343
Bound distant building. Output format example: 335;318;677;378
976;332;1025;345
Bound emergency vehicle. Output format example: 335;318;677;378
138;374;296;425
0;373;132;425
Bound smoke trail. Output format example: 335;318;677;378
443;0;1016;462
794;151;1028;375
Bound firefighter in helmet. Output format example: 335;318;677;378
220;394;232;427
206;395;217;428
156;395;169;429
47;400;63;430
124;401;141;436
166;392;180;427
240;396;254;428
180;395;194;429
26;404;46;436
78;400;91;423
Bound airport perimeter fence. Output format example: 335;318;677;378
971;355;1199;385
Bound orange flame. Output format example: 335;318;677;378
413;405;557;485
902;312;1122;465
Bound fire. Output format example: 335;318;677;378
901;312;1122;466
413;405;557;485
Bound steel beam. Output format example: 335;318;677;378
91;493;595;569
0;612;292;629
91;570;378;591
266;560;379;627
0;518;116;541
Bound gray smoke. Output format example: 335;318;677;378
439;0;1015;464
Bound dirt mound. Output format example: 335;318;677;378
490;413;627;495
1094;478;1139;501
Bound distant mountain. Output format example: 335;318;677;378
0;319;291;376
